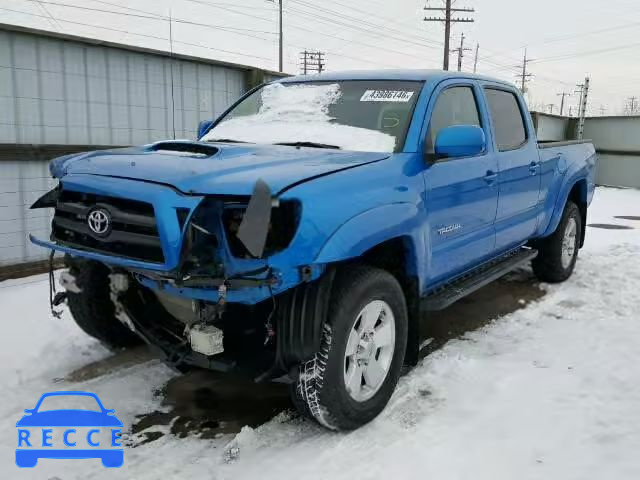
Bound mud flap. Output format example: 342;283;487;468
274;267;336;370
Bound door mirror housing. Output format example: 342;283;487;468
434;125;486;159
197;120;213;140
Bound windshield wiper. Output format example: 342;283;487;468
274;141;341;150
205;138;251;144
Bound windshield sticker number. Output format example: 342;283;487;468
360;90;415;102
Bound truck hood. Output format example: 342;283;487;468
53;141;389;196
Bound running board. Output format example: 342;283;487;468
421;248;538;312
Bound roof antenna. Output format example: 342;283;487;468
168;9;176;140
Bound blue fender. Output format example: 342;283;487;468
314;202;426;288
540;173;588;238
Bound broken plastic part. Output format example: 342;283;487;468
30;186;59;209
237;178;272;258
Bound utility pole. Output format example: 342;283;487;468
268;0;284;71
424;1;475;71
577;76;590;140
516;49;533;93
451;33;472;72
299;50;325;75
278;0;283;72
557;92;570;116
473;42;479;73
575;82;585;118
626;96;639;115
548;104;555;114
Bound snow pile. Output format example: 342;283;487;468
202;83;397;152
1;187;640;479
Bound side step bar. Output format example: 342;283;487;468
421;248;538;312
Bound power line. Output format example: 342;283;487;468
34;0;63;31
423;0;475;70
3;5;409;70
467;19;640;66
1;6;274;61
289;0;444;50
285;4;438;52
285;9;438;63
532;41;640;64
21;0;278;35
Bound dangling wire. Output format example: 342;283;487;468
48;251;62;318
264;281;276;345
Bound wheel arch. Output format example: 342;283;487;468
358;237;421;367
542;177;588;246
313;205;424;367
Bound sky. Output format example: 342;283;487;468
2;0;640;116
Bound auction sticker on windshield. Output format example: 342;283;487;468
360;90;415;102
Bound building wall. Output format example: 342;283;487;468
531;112;570;142
0;29;248;145
583;116;640;188
0;26;283;270
531;112;640;189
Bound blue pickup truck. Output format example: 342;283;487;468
31;70;596;430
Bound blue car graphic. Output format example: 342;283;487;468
16;391;123;468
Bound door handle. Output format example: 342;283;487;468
483;170;498;183
529;162;540;174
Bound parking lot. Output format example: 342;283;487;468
2;186;639;479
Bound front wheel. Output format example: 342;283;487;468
532;201;582;283
291;265;408;430
65;257;143;350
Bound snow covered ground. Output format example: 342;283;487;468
2;186;640;479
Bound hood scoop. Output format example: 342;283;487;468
147;141;219;158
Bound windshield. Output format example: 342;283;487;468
202;80;423;152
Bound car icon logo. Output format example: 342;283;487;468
87;208;111;236
16;391;124;468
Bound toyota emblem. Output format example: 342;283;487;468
87;208;111;236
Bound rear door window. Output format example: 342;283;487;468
427;86;481;153
484;88;527;151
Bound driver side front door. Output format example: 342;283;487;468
422;82;499;286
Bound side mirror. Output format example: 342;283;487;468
434;125;486;159
24;409;34;414
197;120;213;140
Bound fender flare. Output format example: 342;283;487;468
541;174;588;238
314;202;424;270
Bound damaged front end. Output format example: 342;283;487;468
31;176;328;381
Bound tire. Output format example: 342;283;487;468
532;201;582;283
65;257;143;350
291;265;408;430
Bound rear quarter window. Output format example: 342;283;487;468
484;88;527;151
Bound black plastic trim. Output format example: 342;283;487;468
275;268;336;368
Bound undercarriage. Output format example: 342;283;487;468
64;256;334;383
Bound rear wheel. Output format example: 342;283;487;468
291;265;408;430
65;257;143;350
532;201;582;283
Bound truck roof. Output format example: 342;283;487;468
277;69;515;87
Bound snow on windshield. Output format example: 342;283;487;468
202;83;397;152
